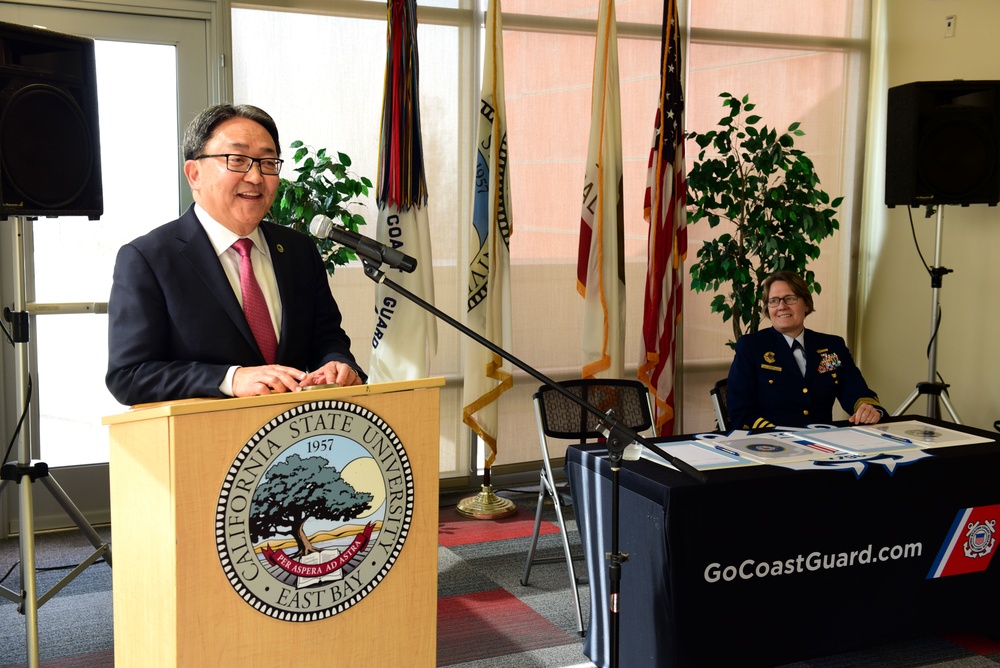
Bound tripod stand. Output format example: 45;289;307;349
893;205;961;423
0;216;112;668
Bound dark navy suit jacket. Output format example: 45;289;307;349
106;205;362;405
726;326;884;430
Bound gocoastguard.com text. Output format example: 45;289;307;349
704;542;923;583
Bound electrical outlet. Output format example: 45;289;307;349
945;15;956;38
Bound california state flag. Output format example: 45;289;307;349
577;0;625;380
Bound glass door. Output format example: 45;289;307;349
0;2;212;532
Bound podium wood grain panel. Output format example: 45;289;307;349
104;380;442;667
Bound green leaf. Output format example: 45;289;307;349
268;140;373;276
684;93;842;345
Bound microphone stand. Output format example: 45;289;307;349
358;257;707;668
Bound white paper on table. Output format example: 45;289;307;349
639;440;751;471
711;432;840;463
855;419;993;449
796;426;918;453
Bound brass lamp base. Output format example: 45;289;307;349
456;484;517;520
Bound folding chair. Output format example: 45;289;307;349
710;378;731;431
521;378;655;635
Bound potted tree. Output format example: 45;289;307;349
268;140;373;276
686;92;843;347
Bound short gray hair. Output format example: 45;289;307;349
181;104;280;161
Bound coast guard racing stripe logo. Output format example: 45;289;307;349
927;504;1000;579
216;400;414;621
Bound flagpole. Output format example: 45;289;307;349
459;0;515;520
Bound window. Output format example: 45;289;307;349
231;0;870;477
29;40;180;466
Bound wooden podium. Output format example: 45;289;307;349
102;379;442;667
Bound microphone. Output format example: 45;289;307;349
308;215;417;273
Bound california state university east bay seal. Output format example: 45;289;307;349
215;400;414;622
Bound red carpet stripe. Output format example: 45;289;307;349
438;507;559;547
437;589;575;666
942;633;1000;655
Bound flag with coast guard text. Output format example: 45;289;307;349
577;0;625;380
927;504;1000;578
368;0;437;383
638;0;686;435
462;0;513;469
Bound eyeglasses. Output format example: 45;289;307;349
195;153;283;176
766;295;800;307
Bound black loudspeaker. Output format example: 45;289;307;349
0;22;102;219
886;80;1000;207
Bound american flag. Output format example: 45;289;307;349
638;0;686;435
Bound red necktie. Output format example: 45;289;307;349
232;238;278;364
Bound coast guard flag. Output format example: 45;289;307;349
577;0;625;379
638;0;686;435
462;0;513;469
368;0;437;383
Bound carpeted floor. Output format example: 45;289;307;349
1;487;999;667
436;494;593;667
0;487;593;668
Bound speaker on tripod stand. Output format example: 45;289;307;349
886;79;1000;208
883;80;1000;422
0;21;108;668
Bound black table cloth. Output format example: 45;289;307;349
566;417;1000;667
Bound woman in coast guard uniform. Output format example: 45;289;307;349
726;271;886;431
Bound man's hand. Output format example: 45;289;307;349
299;361;364;389
848;403;882;425
233;365;307;396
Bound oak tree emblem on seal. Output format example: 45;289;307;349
215;400;413;622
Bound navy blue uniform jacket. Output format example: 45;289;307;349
106;205;363;405
726;327;884;430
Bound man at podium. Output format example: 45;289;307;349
106;104;366;406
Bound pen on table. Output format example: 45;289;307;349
715;445;742;457
879;432;912;444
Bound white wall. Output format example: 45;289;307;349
859;0;1000;430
